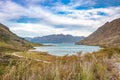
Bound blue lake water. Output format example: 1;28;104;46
33;43;101;56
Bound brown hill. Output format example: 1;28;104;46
0;23;33;52
76;18;120;47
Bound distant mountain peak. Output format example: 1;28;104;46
25;34;85;43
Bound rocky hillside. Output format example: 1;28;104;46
0;23;33;52
76;18;120;47
25;34;85;43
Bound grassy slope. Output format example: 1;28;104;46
0;23;44;52
76;18;120;47
0;24;31;52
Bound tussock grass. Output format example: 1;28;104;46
0;47;120;80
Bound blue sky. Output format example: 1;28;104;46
0;0;120;37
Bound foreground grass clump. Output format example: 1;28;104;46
0;48;120;80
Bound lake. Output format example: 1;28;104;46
33;43;100;56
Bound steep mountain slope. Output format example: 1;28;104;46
76;18;120;47
0;23;33;52
25;34;85;43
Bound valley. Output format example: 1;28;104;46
0;18;120;80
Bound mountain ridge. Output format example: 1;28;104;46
76;18;120;47
25;34;85;43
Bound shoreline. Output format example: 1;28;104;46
29;43;101;56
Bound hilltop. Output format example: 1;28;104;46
25;34;85;43
76;18;120;47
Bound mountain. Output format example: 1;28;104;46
0;23;33;52
25;34;85;43
76;18;120;47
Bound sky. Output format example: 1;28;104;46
0;0;120;37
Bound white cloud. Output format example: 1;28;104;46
8;23;91;37
0;0;120;37
69;0;96;8
26;6;120;29
0;1;30;22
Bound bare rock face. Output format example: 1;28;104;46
76;18;120;47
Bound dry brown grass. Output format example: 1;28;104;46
0;48;120;80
